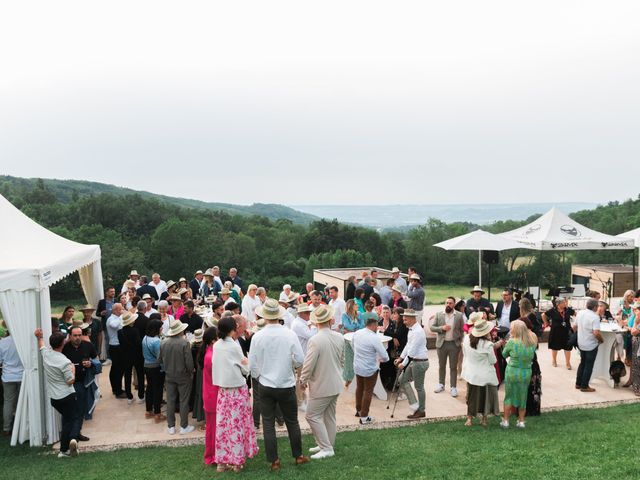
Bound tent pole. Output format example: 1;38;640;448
35;289;48;446
538;250;542;306
479;250;482;287
634;248;638;291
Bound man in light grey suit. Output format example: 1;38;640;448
300;304;345;460
429;296;464;397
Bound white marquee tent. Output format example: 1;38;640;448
498;207;635;251
617;227;640;289
0;194;103;446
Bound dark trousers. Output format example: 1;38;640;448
355;372;378;417
123;358;134;399
144;367;165;414
576;347;599;388
72;383;87;431
134;357;145;399
251;377;284;428
50;393;80;452
108;345;124;395
259;384;302;463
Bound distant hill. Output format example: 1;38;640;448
0;176;319;224
293;202;600;229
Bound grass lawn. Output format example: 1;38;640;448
1;404;638;479
425;284;502;304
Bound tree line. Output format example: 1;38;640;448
1;178;638;298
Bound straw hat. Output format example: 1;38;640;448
195;270;203;275
403;309;418;317
203;269;213;278
220;288;232;296
287;292;300;303
256;298;286;321
79;304;95;312
391;285;403;295
168;294;183;302
205;295;216;303
166;280;177;290
124;279;136;288
470;285;485;294
296;303;313;314
251;318;267;333
409;273;421;281
471;318;494;338
176;288;188;296
71;319;90;330
203;316;218;328
142;293;153;300
391;267;401;274
192;329;204;343
467;311;484;326
310;304;334;324
166;320;188;336
179;277;187;283
121;311;138;327
129;270;139;277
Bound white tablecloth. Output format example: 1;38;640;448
590;322;623;388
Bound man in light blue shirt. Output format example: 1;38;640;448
106;303;126;398
352;317;389;425
0;331;24;435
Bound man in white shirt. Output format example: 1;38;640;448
352;317;389;425
106;303;126;398
241;284;262;324
211;265;224;292
291;304;316;410
279;284;293;303
150;273;167;299
328;286;346;331
278;298;296;329
394;309;428;418
0;330;24;436
575;299;604;392
391;267;408;294
249;298;308;470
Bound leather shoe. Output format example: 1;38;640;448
295;455;310;465
580;387;596;392
270;459;281;471
77;434;90;442
407;411;426;419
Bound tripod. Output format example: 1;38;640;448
386;358;413;418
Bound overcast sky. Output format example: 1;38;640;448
1;1;639;206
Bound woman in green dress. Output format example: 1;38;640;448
501;320;537;429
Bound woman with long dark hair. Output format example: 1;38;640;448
211;317;257;472
200;326;219;466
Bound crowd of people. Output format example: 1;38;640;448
1;266;639;472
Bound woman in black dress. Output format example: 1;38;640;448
380;307;409;390
542;297;574;369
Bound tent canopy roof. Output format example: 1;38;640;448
618;227;640;247
434;229;529;251
0;194;101;291
498;207;634;251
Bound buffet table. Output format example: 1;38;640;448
590;322;624;388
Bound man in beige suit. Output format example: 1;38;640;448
429;296;464;397
300;304;344;460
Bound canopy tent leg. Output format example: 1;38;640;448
478;250;482;287
35;289;48;446
634;248;638;291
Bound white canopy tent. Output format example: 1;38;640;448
0;194;103;446
498;207;634;251
433;230;529;287
617;227;640;290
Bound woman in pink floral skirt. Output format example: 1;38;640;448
211;316;258;472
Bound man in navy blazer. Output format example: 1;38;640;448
494;289;520;329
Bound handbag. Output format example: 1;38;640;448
567;329;578;349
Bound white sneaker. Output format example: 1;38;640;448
500;420;509;429
310;449;335;459
397;393;407;401
167;427;176;435
359;416;374;425
450;388;458;398
69;439;79;457
58;451;70;458
298;401;307;413
127;398;134;405
516;421;526;429
137;397;145;404
309;446;322;453
434;384;445;393
102;359;112;366
409;402;419;413
180;425;195;435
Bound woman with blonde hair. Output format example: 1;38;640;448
501;320;537;429
341;299;364;386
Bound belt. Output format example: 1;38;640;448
410;358;428;362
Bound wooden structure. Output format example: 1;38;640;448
313;267;408;300
571;264;636;299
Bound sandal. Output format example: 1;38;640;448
216;464;231;473
480;417;488;427
464;419;473;426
